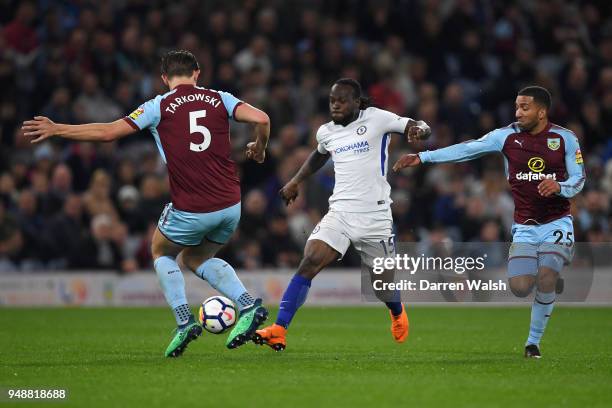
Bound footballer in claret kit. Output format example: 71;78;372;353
394;86;586;358
22;50;271;357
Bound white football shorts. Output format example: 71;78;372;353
307;208;395;266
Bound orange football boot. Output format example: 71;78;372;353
252;323;287;351
390;305;409;343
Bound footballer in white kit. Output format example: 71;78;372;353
252;78;431;351
312;105;408;264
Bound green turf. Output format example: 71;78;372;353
1;306;611;407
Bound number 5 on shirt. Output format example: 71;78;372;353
189;110;211;152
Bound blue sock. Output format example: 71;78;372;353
384;289;403;316
154;256;191;326
527;291;555;346
276;275;311;329
195;258;255;311
386;302;403;316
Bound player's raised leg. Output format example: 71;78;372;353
254;239;340;351
181;249;268;349
175;203;268;349
507;229;539;297
508;272;536;298
180;249;259;312
151;227;202;358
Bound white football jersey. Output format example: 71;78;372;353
316;107;410;213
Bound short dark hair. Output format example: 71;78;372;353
161;50;199;78
518;86;552;110
333;78;370;109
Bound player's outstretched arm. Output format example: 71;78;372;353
393;129;505;171
234;103;270;164
280;149;330;206
22;116;136;143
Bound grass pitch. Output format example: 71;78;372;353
1;306;611;407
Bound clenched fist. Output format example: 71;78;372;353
279;181;299;206
406;121;431;142
537;178;560;197
246;141;266;163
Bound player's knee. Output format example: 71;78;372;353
510;287;531;298
181;254;199;272
509;277;535;298
151;228;183;260
182;252;212;272
537;268;558;292
297;255;323;279
150;241;164;261
297;241;337;279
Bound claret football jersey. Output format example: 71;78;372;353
124;85;242;213
419;123;586;224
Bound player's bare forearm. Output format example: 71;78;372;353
245;121;270;163
22;116;134;143
291;150;330;185
236;103;270;163
280;149;329;206
55;123;114;141
235;103;270;148
253;121;270;149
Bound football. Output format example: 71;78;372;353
198;296;237;334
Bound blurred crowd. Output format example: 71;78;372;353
0;0;611;273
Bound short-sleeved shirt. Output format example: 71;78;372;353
316;107;409;212
124;84;243;213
